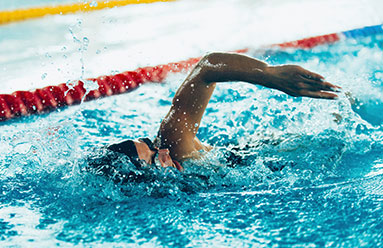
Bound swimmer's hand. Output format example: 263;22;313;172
263;65;341;99
158;149;184;171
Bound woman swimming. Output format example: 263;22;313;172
92;52;341;172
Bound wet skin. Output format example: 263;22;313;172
151;52;341;165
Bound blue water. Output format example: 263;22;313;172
1;33;383;247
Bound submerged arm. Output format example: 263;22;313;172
156;52;340;160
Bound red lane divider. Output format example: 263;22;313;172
277;33;340;49
1;30;342;123
0;56;202;122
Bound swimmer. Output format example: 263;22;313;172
97;52;341;172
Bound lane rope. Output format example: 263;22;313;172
0;0;175;25
0;56;202;121
1;24;382;122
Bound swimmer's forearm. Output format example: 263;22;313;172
199;52;340;98
199;52;270;86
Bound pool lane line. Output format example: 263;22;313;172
342;24;383;38
276;33;340;49
0;24;382;122
275;24;383;49
0;0;176;25
0;56;203;121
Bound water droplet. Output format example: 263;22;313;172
96;49;101;54
83;37;89;44
81;79;99;102
83;79;99;92
194;123;199;127
89;1;98;7
41;73;47;80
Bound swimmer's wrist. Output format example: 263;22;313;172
254;64;274;87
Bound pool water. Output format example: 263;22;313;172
0;29;383;246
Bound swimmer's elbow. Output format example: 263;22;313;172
197;52;225;82
200;52;226;64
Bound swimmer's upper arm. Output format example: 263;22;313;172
156;55;216;158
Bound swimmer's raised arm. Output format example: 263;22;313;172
155;52;341;160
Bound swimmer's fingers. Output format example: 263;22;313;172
299;90;339;99
298;78;342;92
321;81;342;92
267;65;341;99
297;68;342;91
299;69;325;82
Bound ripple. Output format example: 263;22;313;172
1;33;383;246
